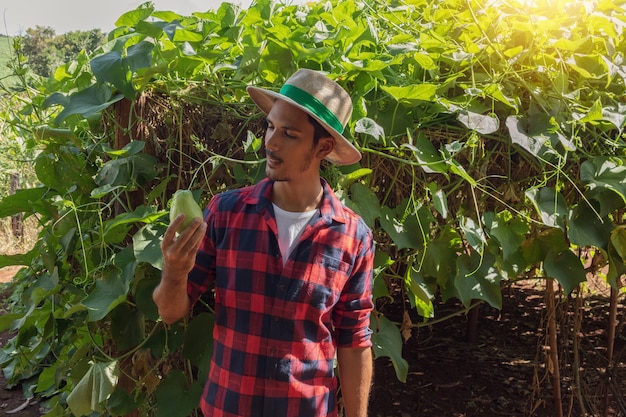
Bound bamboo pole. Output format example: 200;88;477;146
546;278;563;417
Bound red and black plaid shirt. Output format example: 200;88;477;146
187;177;374;417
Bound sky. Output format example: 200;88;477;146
0;0;255;36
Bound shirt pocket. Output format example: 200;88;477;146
311;252;351;292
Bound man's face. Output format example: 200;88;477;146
264;99;330;182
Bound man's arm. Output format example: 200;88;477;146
337;346;373;417
153;214;206;324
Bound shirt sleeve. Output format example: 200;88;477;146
187;195;218;306
332;225;375;348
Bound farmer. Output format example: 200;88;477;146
153;68;375;417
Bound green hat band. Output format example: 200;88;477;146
279;84;344;134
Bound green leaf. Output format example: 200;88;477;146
608;237;626;288
183;313;214;378
67;361;119;417
115;3;155;27
430;186;448;219
610;226;626;263
405;132;447;174
381;84;438;105
0;313;22;333
90;50;136;99
44;84;124;124
506;115;549;158
406;268;435;318
371;315;408;383
133;224;166;270
36;364;59;394
521;228;568;266
82;271;130;322
455;251;503;310
135;275;160;321
103;206;166;238
459;216;486;252
421;227;462;292
354;117;385;142
102;140;145;157
373;251;393;300
0;187;49;217
154;371;204;417
544;250;587;295
0;251;36;268
111;304;145;351
455;108;499;134
346;182;381;227
486;210;529;262
379;204;432;250
526;187;568;228
580;157;626;203
568;201;613;249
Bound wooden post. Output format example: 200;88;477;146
112;96;148;215
9;173;24;238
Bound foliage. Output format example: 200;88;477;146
19;26;105;77
0;0;625;415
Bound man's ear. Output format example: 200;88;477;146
316;136;335;159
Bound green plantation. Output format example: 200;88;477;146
0;0;625;415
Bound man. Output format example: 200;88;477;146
153;69;374;417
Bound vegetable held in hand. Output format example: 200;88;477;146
170;190;203;231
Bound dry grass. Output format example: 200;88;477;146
0;216;39;283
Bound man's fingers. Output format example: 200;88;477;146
162;214;185;247
186;221;207;252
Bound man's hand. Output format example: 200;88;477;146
153;214;207;324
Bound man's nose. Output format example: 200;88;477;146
265;129;278;150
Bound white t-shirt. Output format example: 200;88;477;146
273;204;317;265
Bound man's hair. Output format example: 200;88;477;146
308;115;332;147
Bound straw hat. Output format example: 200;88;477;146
247;69;361;165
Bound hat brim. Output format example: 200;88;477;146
247;86;361;166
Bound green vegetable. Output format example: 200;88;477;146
170;190;203;231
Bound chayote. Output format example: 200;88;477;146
169;189;203;231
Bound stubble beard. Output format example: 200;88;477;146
266;148;315;182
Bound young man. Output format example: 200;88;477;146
153;69;374;417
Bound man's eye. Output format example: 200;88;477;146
284;132;296;139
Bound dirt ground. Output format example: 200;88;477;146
1;265;625;417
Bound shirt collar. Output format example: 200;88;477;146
244;177;347;224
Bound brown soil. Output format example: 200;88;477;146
1;268;625;417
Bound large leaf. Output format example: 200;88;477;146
183;313;214;379
154;371;204;417
0;187;49;217
406;267;435;318
381;84;438;105
485;210;529;262
371;315;409;383
82;271;130;322
67;361;119;417
345;182;381;227
43;84;124;124
454;251;504;310
526;187;568;229
403;132;448;174
133;224;166;270
580;157;626;203
454;106;499;134
568;200;614;249
543;250;587;295
379;205;432;250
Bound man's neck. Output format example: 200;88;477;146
272;178;323;212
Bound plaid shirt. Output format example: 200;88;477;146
187;177;374;417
